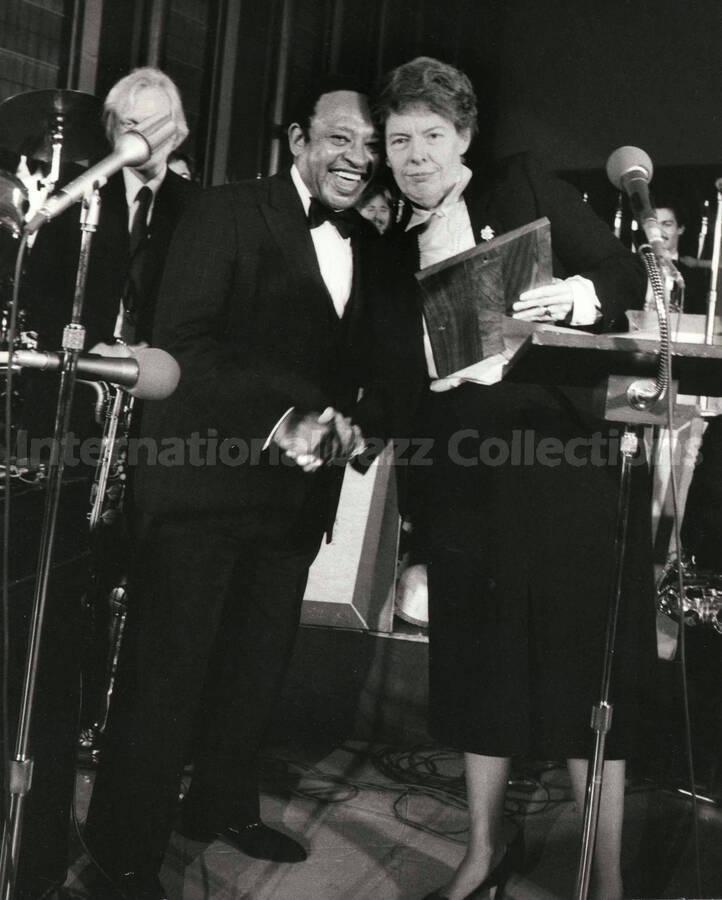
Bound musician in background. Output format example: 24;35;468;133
646;193;722;570
646;197;709;313
23;67;198;355
19;66;198;499
655;193;722;801
168;149;194;181
358;182;394;233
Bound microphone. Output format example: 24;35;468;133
24;112;177;233
0;347;180;400
606;146;664;253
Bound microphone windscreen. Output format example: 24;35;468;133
113;130;151;168
130;348;180;400
606;146;654;189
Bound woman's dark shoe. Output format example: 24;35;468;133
422;829;524;899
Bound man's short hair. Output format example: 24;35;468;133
372;56;478;138
103;67;189;151
286;74;371;138
358;182;393;206
651;194;687;228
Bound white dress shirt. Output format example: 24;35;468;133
290;164;353;318
265;167;356;447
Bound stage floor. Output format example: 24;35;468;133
63;741;721;899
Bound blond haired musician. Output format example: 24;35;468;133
24;67;198;355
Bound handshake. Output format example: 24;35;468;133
272;406;366;472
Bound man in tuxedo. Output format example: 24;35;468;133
21;67;197;449
24;67;197;353
84;77;418;898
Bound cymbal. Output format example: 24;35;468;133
0;89;110;163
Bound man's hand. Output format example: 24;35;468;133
273;406;365;472
512;277;574;322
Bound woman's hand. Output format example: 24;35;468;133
512;277;574;323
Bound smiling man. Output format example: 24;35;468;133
82;77;420;898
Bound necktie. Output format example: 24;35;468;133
308;197;361;240
124;186;153;323
129;185;152;256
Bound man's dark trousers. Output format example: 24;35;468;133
85;511;323;875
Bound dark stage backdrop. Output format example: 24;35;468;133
226;0;720;181
0;1;717;181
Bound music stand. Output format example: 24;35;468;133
502;325;722;900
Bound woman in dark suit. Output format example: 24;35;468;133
374;57;655;900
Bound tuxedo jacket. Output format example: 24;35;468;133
677;259;711;315
24;167;198;349
135;169;421;537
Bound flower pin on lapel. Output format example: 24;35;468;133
480;225;495;241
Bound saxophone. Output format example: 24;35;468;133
78;380;135;757
87;381;135;531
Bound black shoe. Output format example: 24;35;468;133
422;829;523;899
220;822;307;862
180;820;307;863
106;872;168;900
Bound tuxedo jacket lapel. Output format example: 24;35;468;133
98;173;131;256
260;172;339;318
341;238;366;333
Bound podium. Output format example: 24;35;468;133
302;442;399;632
504;322;722;398
501;319;722;900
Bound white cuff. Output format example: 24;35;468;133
264;407;294;450
567;275;602;327
422;314;439;379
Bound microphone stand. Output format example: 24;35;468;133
698;182;722;415
703;182;722;346
0;188;101;898
574;243;671;900
697;200;710;261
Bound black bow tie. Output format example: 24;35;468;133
307;197;361;239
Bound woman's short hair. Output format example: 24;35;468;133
103;67;189;150
373;56;478;137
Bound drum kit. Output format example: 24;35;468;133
0;88;117;895
0;88;109;447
